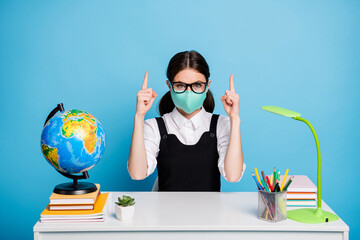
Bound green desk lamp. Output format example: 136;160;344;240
261;106;339;224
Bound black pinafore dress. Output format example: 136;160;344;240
155;114;221;191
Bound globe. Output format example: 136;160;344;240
41;109;105;174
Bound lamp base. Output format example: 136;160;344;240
288;207;339;224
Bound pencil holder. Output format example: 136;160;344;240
258;190;287;222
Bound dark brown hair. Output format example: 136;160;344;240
158;51;215;116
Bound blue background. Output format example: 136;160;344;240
0;0;359;238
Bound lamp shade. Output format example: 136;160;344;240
261;106;301;118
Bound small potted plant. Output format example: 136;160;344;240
115;195;135;221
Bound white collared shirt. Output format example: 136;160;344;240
143;107;246;182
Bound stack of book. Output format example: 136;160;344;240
40;184;109;223
280;175;317;210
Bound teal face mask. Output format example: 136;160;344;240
170;86;207;114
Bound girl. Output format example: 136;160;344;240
128;51;245;191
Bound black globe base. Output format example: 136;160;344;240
53;181;97;195
53;170;97;195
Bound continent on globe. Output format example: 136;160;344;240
62;110;98;154
41;144;60;169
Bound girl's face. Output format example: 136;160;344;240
167;68;211;91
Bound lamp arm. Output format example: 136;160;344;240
293;116;321;209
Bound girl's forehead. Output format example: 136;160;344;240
173;69;206;83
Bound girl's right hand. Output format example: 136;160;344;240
136;71;157;117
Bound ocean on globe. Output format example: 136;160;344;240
41;109;105;174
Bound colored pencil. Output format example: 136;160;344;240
254;168;263;188
251;173;262;190
261;171;266;184
274;182;279;192
280;169;289;191
277;170;280;182
273;167;276;187
283;176;294;191
261;179;270;192
266;176;273;192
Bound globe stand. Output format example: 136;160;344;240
53;170;98;195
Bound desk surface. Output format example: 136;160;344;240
34;192;349;233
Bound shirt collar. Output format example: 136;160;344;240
170;107;206;130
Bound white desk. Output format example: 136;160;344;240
33;192;349;240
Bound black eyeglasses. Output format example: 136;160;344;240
170;81;208;94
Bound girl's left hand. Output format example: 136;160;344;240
220;74;240;119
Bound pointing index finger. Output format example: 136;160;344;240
229;74;235;92
142;71;148;90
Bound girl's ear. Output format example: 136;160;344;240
206;80;211;92
166;80;171;91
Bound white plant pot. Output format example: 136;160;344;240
115;205;135;221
